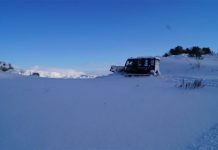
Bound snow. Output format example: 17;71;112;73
188;123;218;150
0;55;218;150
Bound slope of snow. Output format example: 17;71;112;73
161;55;218;78
0;55;218;150
160;55;218;88
0;71;21;79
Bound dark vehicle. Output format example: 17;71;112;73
110;57;160;76
31;72;40;77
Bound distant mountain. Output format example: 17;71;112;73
1;61;94;79
18;66;95;79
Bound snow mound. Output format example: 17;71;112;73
160;55;218;87
160;55;218;78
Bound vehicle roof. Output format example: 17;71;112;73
127;57;160;60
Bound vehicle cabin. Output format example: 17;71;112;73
124;57;160;75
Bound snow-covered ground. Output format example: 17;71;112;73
0;55;218;150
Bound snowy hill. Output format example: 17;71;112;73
0;60;95;79
0;55;218;150
160;55;218;88
161;55;218;78
17;66;95;79
0;64;94;79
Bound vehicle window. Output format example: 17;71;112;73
126;59;138;66
150;59;155;66
138;59;144;67
126;61;132;66
144;59;148;66
126;60;133;66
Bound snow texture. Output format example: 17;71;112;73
188;123;218;150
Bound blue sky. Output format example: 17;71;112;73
0;0;218;71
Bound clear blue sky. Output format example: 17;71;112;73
0;0;218;71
